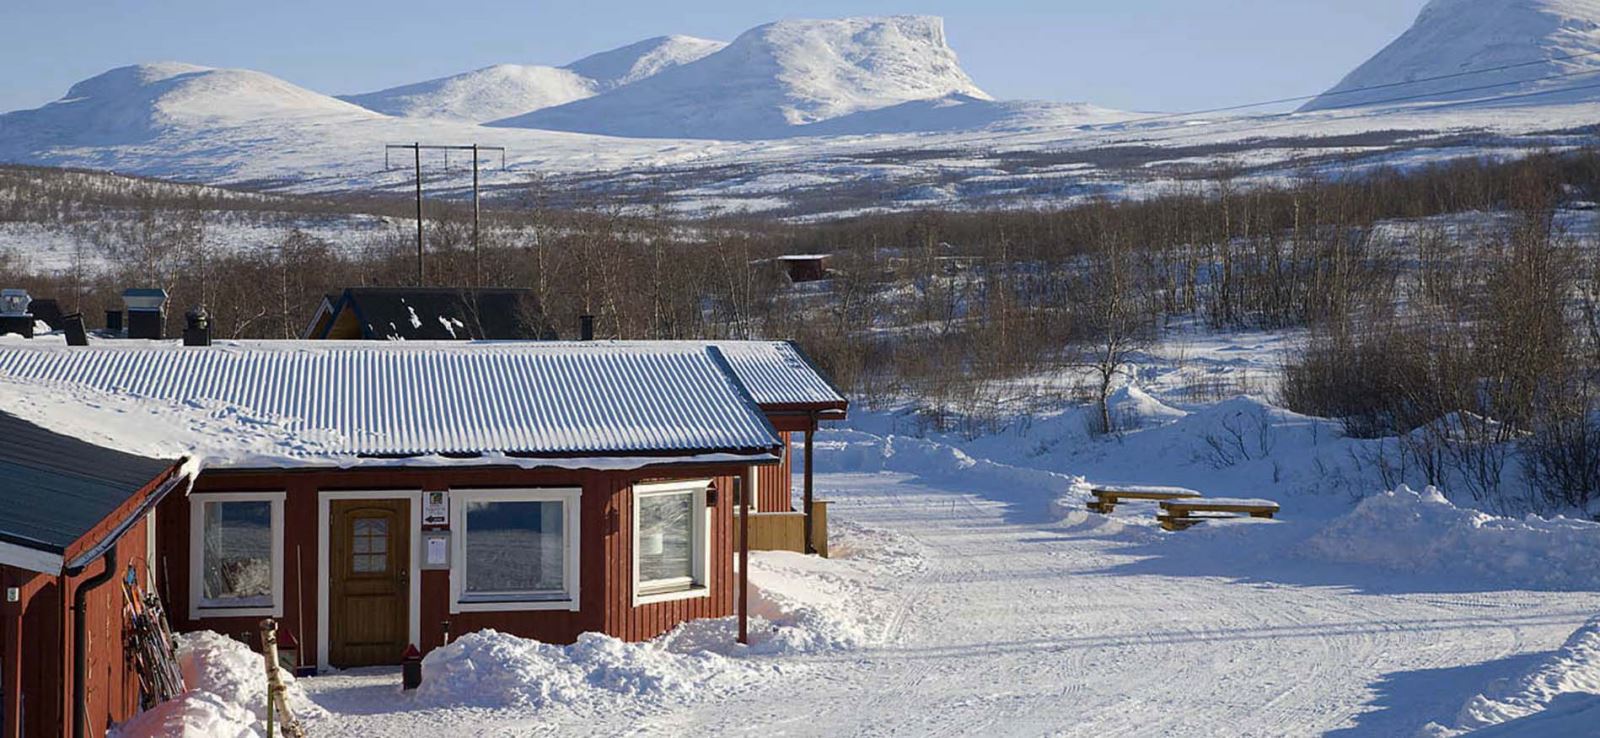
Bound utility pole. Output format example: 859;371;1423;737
413;143;423;283
384;143;506;287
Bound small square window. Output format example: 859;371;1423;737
449;488;581;613
190;493;284;619
634;480;710;604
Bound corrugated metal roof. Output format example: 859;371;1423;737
0;342;781;460
569;341;847;410
0;411;176;555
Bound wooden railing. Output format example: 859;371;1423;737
734;502;828;557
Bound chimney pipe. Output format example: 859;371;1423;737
182;306;211;347
63;314;88;346
579;314;595;341
104;309;123;334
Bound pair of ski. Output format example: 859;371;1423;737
121;567;185;707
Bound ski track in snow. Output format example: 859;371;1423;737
301;471;1595;736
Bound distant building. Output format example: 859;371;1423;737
302;287;548;341
754;254;833;284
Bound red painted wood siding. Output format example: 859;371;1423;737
160;462;750;662
755;432;793;512
2;514;153;738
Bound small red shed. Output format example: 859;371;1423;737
0;411;189;738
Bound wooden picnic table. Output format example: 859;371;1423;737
1086;485;1203;514
1158;497;1280;531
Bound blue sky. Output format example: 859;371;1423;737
1;0;1427;113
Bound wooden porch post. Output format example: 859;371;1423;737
738;466;752;645
803;414;816;555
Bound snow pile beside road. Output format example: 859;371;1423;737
1304;486;1600;590
1421;615;1600;736
112;631;326;738
416;521;923;711
417;630;746;709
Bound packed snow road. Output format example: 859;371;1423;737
591;473;1593;737
305;471;1596;736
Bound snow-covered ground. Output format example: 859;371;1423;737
266;465;1596;737
91;328;1600;736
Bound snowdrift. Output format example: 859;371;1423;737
414;522;922;711
1421;615;1600;736
112;631;326;738
417;630;743;709
1304;485;1600;590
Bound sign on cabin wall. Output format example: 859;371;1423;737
423;491;448;526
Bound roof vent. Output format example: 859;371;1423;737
580;314;595;341
123;288;168;340
0;289;33;339
182;306;211;347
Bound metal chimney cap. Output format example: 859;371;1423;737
122;288;168;312
0;289;31;317
185;305;210;326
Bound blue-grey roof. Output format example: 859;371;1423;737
0;341;782;461
0;411;177;559
571;341;847;411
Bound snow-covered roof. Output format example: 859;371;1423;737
561;341;846;412
0;340;783;464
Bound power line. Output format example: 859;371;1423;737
1097;47;1600;130
1119;75;1600;148
383;143;507;286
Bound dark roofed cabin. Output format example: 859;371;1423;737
302;287;549;341
0;411;189;738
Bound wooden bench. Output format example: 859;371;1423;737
1158;498;1280;531
1086;485;1203;514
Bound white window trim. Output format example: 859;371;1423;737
189;492;285;621
316;490;423;673
449;488;582;614
632;480;712;607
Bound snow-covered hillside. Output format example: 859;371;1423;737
1302;0;1600;111
338;64;597;122
0;62;377;148
564;35;728;90
338;35;727;122
496;16;993;139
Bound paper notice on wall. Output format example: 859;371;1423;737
426;536;448;566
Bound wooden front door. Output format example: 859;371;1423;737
329;499;410;667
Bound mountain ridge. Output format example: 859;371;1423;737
1302;0;1600;111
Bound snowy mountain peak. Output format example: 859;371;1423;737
339;64;598;123
496;15;990;139
0;62;375;149
1302;0;1600;111
564;35;728;89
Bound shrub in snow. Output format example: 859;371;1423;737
1420;616;1600;736
112;630;326;738
1304;485;1600;590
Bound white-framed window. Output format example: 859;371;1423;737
633;480;712;606
450;488;581;613
189;492;285;619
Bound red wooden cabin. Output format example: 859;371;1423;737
0;411;189;738
0;339;846;683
